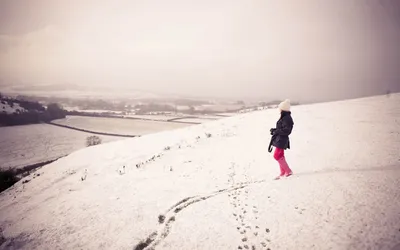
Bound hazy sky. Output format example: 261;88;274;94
0;0;399;101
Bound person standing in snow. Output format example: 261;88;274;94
270;99;294;180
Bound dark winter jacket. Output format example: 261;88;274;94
271;111;294;150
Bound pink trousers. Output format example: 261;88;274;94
273;147;292;176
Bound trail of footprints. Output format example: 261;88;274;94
228;164;272;250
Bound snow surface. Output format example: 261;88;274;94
0;124;122;170
1;94;400;250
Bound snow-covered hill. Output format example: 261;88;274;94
0;100;26;115
1;94;400;250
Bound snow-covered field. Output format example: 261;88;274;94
1;94;400;250
52;116;191;136
129;114;229;123
172;118;217;124
0;124;122;170
216;112;238;117
192;114;227;120
124;114;182;121
194;104;243;112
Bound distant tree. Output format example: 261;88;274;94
236;100;245;105
0;92;2;99
387;90;391;98
18;100;45;112
259;102;267;107
47;103;66;120
86;136;102;147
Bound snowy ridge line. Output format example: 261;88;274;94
134;131;217;170
47;122;140;138
133;180;266;250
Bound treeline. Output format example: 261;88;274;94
0;99;66;126
134;103;176;114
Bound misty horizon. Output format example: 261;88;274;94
1;0;400;102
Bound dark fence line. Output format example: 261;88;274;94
47;122;140;138
66;113;202;125
167;116;196;122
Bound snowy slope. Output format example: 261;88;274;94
0;94;400;250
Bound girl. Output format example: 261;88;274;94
270;99;294;180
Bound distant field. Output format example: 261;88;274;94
214;113;237;117
194;115;225;119
171;118;216;124
195;104;243;112
52;116;191;136
0;124;122;170
124;114;181;121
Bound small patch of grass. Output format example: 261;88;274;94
158;215;165;224
133;232;157;250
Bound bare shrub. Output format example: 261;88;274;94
86;136;102;147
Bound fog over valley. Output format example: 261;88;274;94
0;0;399;102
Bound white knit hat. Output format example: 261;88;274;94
278;99;291;111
